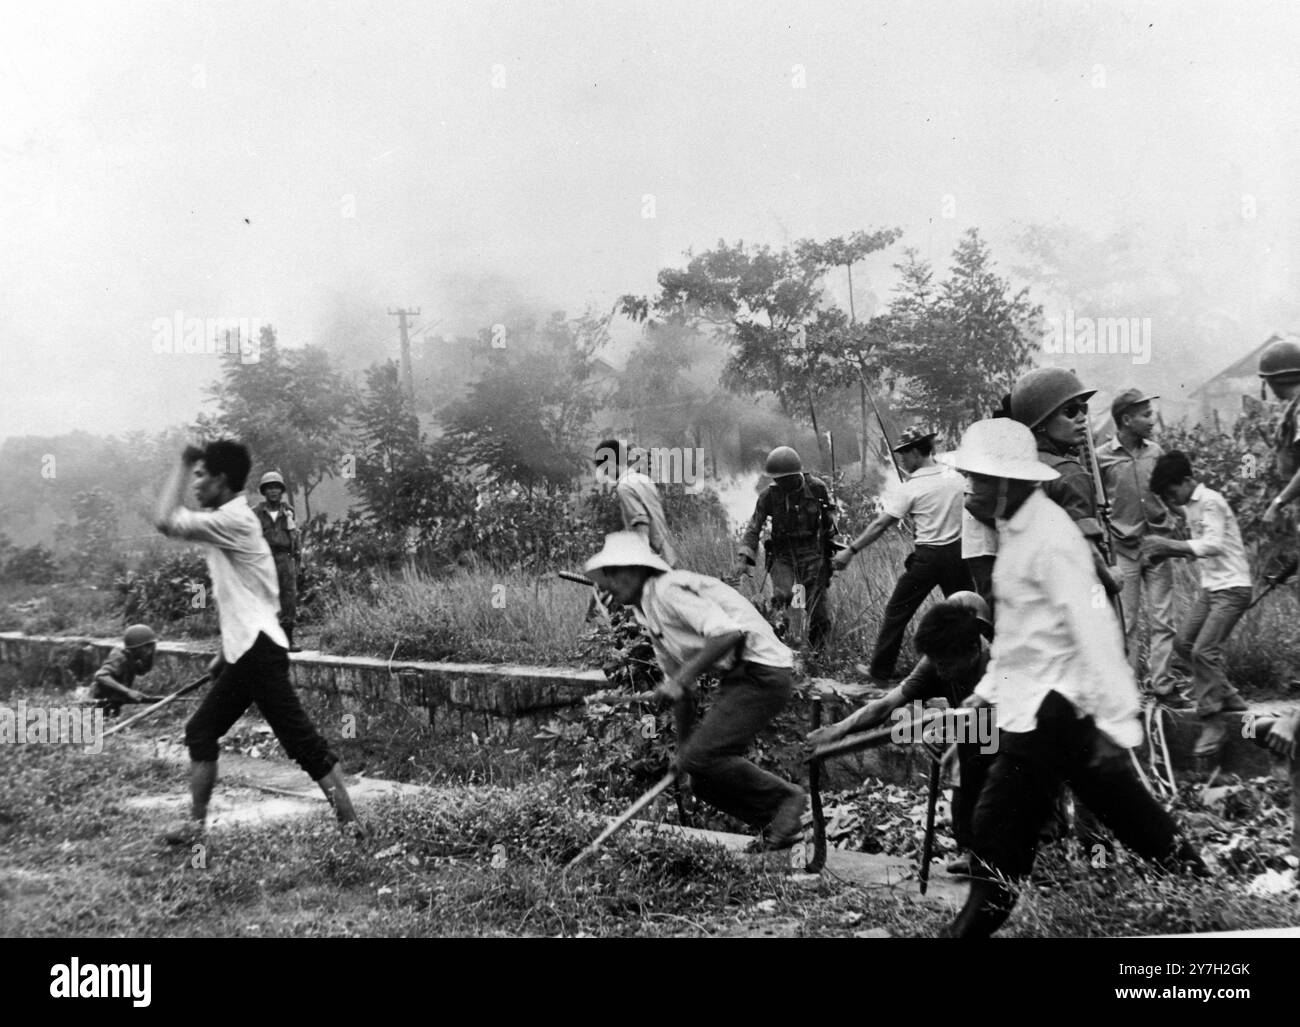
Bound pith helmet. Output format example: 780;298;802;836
124;624;157;649
764;446;803;477
584;532;672;576
1010;368;1096;430
258;471;286;493
937;419;1060;482
1258;336;1300;379
945;591;993;634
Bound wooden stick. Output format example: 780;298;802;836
566;770;677;870
807;696;827;873
101;672;211;738
919;755;941;895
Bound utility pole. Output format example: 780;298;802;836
388;307;420;403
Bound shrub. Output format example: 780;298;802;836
112;550;213;625
5;545;60;584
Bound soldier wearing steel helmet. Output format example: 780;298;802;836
806;591;995;873
253;471;302;652
90;624;163;716
1009;368;1121;599
737;446;838;650
1259;335;1300;534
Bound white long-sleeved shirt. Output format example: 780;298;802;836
167;495;290;662
1180;483;1252;591
974;488;1142;748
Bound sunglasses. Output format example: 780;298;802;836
1059;401;1089;419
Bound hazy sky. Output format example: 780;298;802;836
3;0;1298;441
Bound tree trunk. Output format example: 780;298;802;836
846;264;856;324
303;483;313;523
807;390;823;466
859;378;869;481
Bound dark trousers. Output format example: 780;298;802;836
769;544;832;649
870;541;972;679
965;556;996;618
675;662;803;828
951;742;994;851
185;632;337;781
947;691;1193;938
271;550;297;630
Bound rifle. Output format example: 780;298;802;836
1079;408;1126;638
861;381;915;539
558;570;613;624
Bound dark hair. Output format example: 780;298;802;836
900;438;934;458
197;439;252;492
1149;450;1193;498
992;394;1013;419
914;603;983;659
594;438;631;476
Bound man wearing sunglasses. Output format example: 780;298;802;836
1008;368;1120;600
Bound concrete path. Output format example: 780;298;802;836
122;736;968;911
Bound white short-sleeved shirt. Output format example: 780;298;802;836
635;570;793;674
881;465;965;545
167;495;290;662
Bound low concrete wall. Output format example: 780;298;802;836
0;632;1287;788
0;632;607;744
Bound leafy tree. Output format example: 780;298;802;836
54;487;119;578
887;230;1039;436
5;544;59;584
622;230;902;463
198;326;354;519
350;361;449;547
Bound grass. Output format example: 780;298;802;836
2;719;1295;938
7;518;1300;696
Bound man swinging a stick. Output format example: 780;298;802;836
153;439;364;844
584;532;808;852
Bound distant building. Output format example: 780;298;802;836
1179;333;1299;429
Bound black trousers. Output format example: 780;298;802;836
869;541;972;679
674;662;803;828
185;632;338;781
951;742;994;851
946;691;1194;938
965;555;996;618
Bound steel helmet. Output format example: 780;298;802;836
124;624;157;649
937;419;1060;482
1258;335;1300;379
945;591;993;634
258;471;286;493
764;446;803;477
1010;368;1096;430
